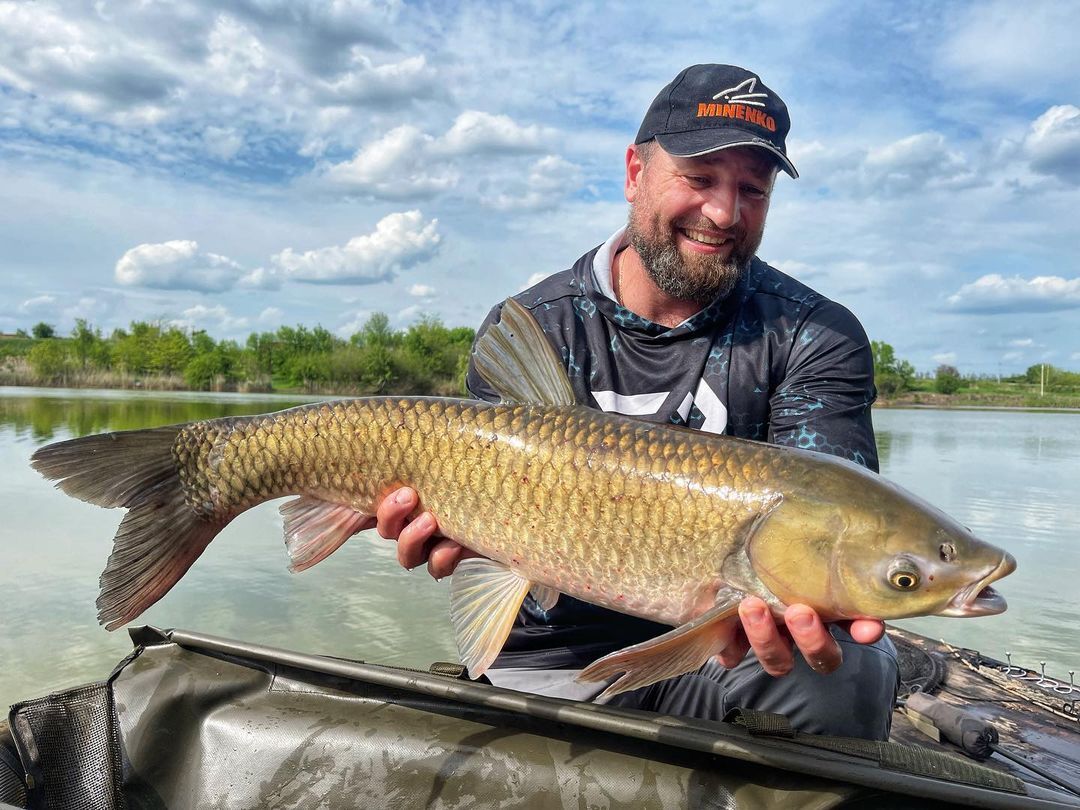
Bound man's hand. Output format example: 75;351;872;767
374;487;478;578
715;596;885;675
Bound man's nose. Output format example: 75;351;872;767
700;184;740;229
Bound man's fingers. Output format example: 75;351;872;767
739;597;794;676
427;542;481;580
715;617;749;668
396;511;438;570
376;487;418;540
848;618;886;645
785;605;843;674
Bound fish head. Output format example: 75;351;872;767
746;473;1016;621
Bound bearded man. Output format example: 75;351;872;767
376;64;900;740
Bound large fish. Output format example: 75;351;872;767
31;299;1015;698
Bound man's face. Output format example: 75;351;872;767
624;144;776;305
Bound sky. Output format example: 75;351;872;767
1;0;1078;376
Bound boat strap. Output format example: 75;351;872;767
725;707;1027;795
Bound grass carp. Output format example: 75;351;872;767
30;299;1016;698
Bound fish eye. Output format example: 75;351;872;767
889;571;920;590
939;542;957;563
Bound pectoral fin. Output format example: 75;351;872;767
529;583;560;611
578;594;743;701
449;558;532;677
280;496;370;572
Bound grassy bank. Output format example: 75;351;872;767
878;379;1080;410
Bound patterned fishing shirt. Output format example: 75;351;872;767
467;226;879;670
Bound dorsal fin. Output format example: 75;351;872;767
472;297;576;406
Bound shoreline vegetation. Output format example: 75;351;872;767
2;321;1079;409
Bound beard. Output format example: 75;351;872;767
626;202;762;306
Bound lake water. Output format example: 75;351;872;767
1;387;1077;708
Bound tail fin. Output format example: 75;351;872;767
31;428;225;630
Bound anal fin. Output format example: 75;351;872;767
281;496;370;572
450;558;533;678
578;594;743;700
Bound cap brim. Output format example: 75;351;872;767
656;129;799;178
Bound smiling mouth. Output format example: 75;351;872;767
939;552;1017;617
679;228;732;247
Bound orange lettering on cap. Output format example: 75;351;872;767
765;115;776;132
697;103;708;117
735;105;745;120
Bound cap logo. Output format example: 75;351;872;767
711;78;768;108
691;76;776;132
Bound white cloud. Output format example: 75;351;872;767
397;304;423;322
202;126;245;161
115;240;246;292
170;303;249;333
520;272;547;292
409;283;435;297
484;154;583;210
931;352;957;365
205;14;269;97
1009;338;1035;348
858;133;981;196
318;54;435;105
316;112;558;200
1024;106;1080;184
319;125;458;199
271;210;441;284
18;295;56;313
0;1;177;119
437;110;552;156
939;2;1080;96
946;274;1080;313
258;306;284;324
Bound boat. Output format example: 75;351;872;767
2;625;1078;809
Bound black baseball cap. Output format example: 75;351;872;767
635;64;798;178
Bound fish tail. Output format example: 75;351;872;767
31;427;225;630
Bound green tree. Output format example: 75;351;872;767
32;322;56;339
27;338;72;380
870;340;915;398
71;319;108;370
934;364;962;395
152;328;194;375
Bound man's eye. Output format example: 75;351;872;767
741;184;766;198
686;176;710;186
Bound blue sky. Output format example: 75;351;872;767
1;0;1078;375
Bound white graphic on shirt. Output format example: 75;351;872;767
712;77;768;108
590;379;728;435
591;389;669;415
691;378;728;435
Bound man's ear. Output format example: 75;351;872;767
625;144;645;203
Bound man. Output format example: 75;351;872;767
375;64;899;740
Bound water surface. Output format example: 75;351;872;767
1;388;1076;707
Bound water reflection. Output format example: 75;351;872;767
0;386;321;441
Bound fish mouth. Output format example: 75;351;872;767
939;552;1017;617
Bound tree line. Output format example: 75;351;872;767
5;322;1078;399
9;316;475;396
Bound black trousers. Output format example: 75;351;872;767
488;627;900;741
